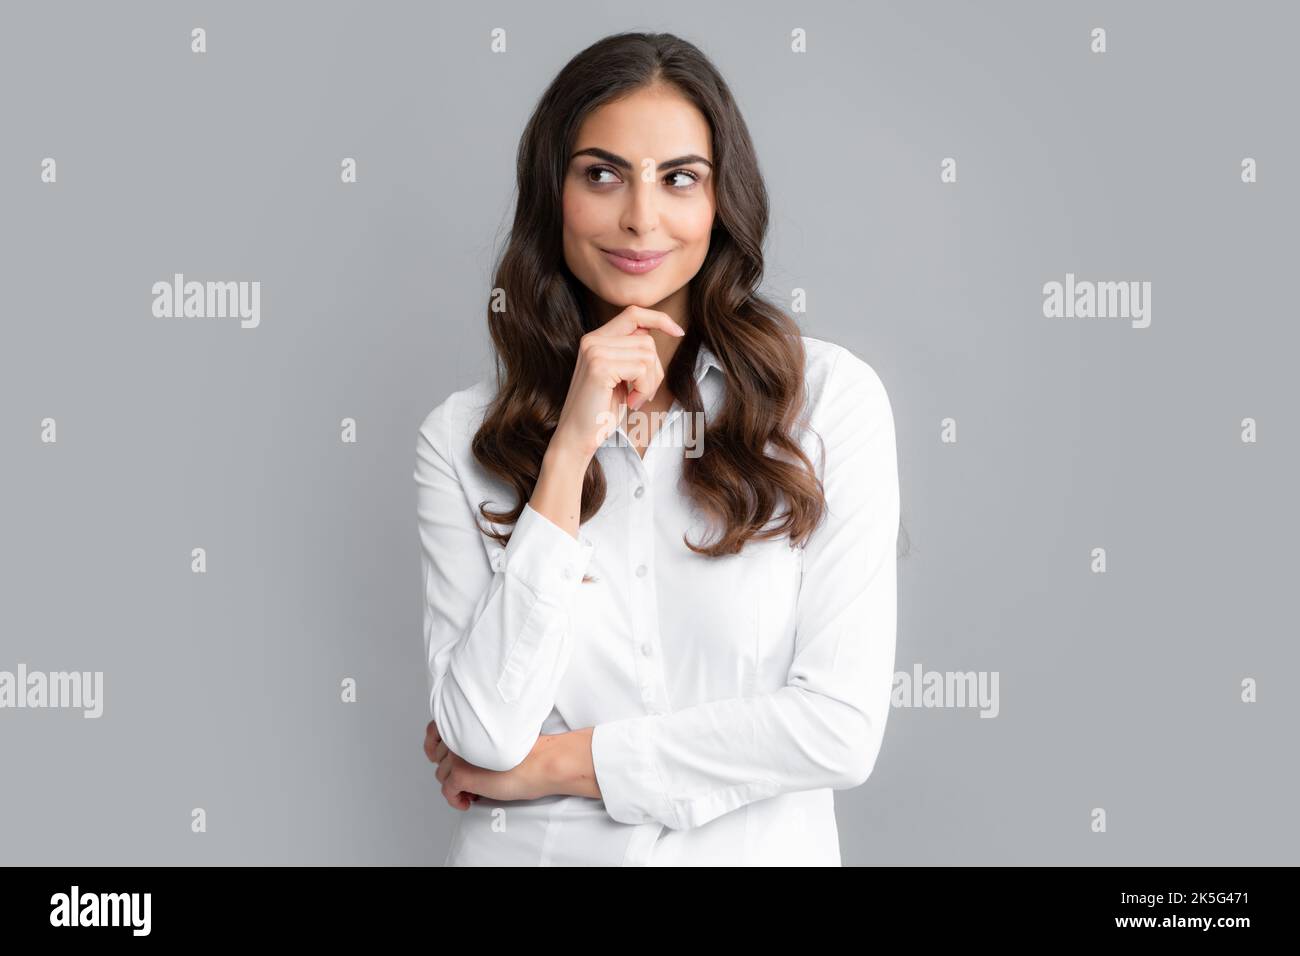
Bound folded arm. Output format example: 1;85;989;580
415;396;595;772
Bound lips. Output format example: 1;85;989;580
603;247;670;260
600;248;669;274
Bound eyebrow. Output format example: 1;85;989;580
570;147;712;172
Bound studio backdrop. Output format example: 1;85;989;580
1;0;1296;865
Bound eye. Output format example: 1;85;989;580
584;165;621;186
581;164;702;190
665;169;700;190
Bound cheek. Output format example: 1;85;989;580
562;187;606;239
561;189;601;280
670;205;715;267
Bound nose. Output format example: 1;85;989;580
619;164;660;235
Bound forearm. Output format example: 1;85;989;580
530;445;590;538
532;727;601;799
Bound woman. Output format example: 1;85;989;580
414;31;900;866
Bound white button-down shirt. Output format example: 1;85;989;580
414;335;899;865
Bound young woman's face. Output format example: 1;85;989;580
562;84;716;315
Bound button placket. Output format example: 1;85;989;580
629;468;662;713
639;398;690;481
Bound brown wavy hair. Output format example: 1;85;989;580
471;31;831;565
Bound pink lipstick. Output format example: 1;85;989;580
600;247;669;274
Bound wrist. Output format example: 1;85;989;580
541;452;588;486
533;729;599;799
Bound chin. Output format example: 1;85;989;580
599;281;667;309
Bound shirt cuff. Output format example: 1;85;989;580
493;502;596;704
502;501;596;599
591;714;681;828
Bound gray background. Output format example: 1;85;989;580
1;0;1295;865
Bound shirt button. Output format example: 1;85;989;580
634;485;645;499
560;564;573;580
640;642;653;657
635;564;647;578
640;686;654;702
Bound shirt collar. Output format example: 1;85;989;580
599;342;723;449
694;343;724;383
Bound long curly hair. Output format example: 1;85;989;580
471;31;828;561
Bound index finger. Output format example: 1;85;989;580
424;726;441;762
603;306;685;339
